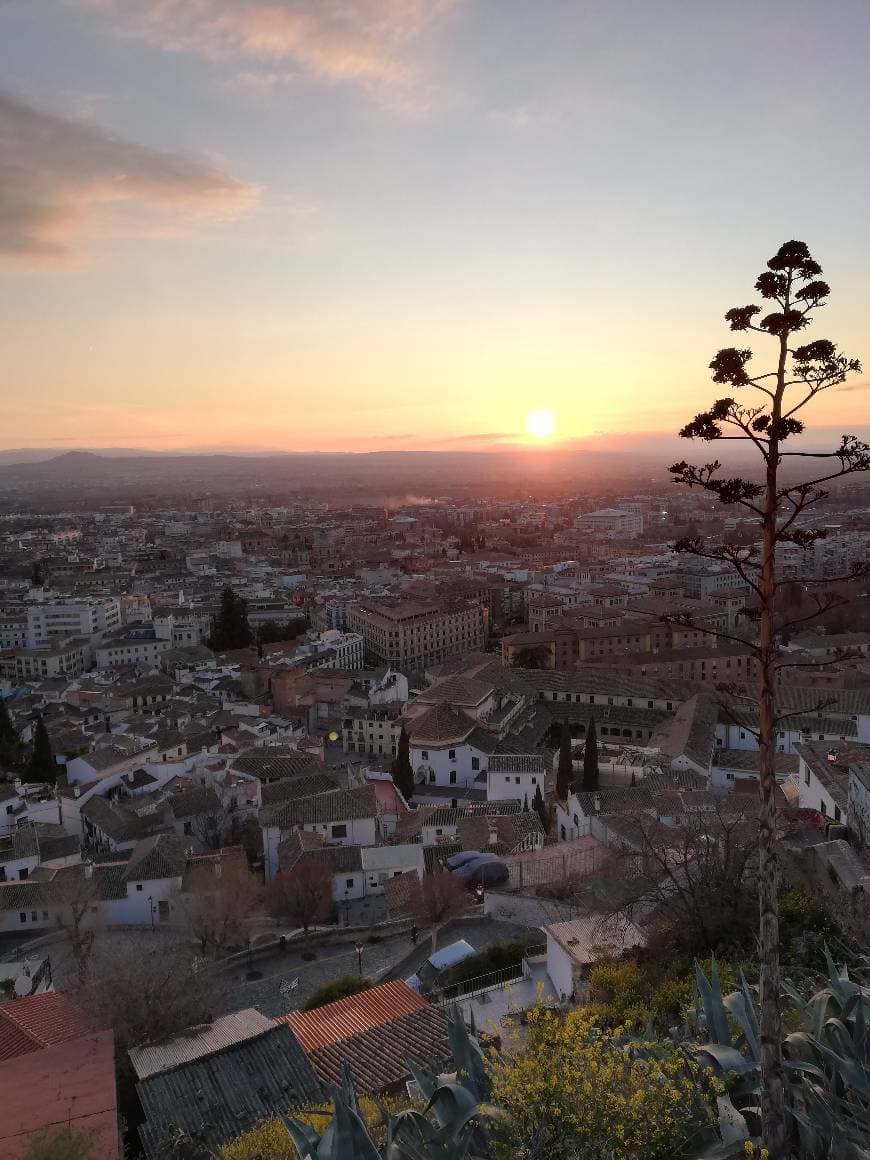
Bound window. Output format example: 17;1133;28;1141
31;911;37;922
820;800;826;815
19;868;28;881
136;883;143;892
19;912;26;923
183;821;192;835
471;757;479;771
515;776;521;784
448;749;456;760
449;771;457;785
332;823;348;838
346;878;354;887
429;770;435;783
421;750;428;760
805;766;811;786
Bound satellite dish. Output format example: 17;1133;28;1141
14;975;32;998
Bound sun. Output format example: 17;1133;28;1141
525;409;556;440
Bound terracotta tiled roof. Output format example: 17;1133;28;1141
280;980;427;1051
405;703;477;746
304;1006;451;1094
0;1032;118;1160
260;784;377;829
0;992;93;1061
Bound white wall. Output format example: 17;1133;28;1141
545;933;575;1001
486;768;544;806
411;741;488;791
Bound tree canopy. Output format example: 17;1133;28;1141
210;585;253;651
23;715;56;784
391;725;414;802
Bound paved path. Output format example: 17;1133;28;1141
224;917;538;1016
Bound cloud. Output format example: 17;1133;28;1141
838;380;870;393
77;0;461;107
0;90;255;264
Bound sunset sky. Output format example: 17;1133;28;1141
2;0;869;453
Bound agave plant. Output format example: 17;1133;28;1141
688;951;870;1159
280;1009;499;1160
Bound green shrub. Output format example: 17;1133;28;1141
301;975;371;1011
442;938;538;987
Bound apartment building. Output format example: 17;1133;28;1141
26;597;121;648
0;640;92;680
348;599;487;671
573;508;644;538
342;706;403;757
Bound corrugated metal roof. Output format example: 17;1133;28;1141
137;1025;321;1159
129;1008;275;1080
279;980;427;1052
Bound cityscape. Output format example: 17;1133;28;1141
2;3;870;1160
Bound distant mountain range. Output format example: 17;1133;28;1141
0;425;867;506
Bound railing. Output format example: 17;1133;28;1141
433;943;547;1005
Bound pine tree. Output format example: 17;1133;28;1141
581;717;599;792
532;783;548;833
556;721;573;800
391;725;414;802
24;716;56;784
210;585;253;651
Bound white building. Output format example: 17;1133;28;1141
573;509;644;539
26;597;121;648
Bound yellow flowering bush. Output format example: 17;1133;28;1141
220;1094;410;1158
489;1007;715;1160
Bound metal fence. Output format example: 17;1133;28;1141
434;943;547;1005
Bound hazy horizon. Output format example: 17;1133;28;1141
2;1;869;452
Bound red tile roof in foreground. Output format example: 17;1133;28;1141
0;991;93;1061
0;1032;118;1160
306;1005;450;1094
277;979;427;1052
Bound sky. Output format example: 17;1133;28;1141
1;0;869;454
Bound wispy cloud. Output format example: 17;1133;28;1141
77;0;462;108
0;90;255;264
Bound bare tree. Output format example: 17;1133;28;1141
177;859;263;957
184;805;234;851
76;934;224;1056
605;802;761;951
48;865;102;985
669;240;867;1152
264;857;333;936
406;866;471;951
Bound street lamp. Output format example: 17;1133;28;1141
355;940;364;978
147;895;155;932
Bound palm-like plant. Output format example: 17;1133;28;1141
280;1011;499;1160
690;953;870;1159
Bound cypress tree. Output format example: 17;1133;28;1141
0;697;22;772
24;716;56;784
556;721;573;800
211;585;253;650
391;725;414;802
0;697;15;746
532;783;548;833
582;716;599;792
